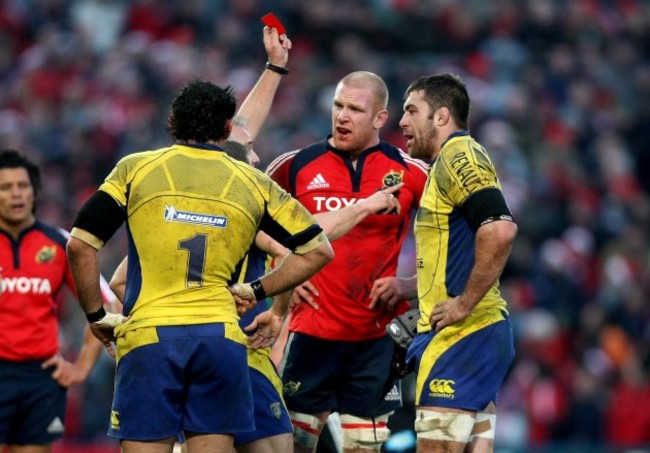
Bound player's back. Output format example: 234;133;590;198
101;144;275;331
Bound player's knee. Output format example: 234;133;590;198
414;409;475;443
469;412;496;441
340;413;391;451
289;411;324;449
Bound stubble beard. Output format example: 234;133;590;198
409;124;437;160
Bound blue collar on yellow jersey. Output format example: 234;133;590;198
441;130;470;150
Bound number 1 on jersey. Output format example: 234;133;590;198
178;234;207;287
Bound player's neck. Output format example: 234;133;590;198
329;138;381;168
182;139;225;147
0;215;35;239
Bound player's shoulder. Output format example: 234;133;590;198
399;148;429;176
379;141;429;176
266;149;300;175
29;220;69;249
266;140;329;176
122;147;169;161
439;134;490;166
114;147;171;171
229;157;266;181
238;159;270;180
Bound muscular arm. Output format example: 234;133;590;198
430;219;517;331
274;183;403;311
260;236;334;317
47;241;122;385
239;237;333;350
67;235;126;356
314;183;403;241
255;231;290;260
235;27;290;141
460;220;517;309
66;236;104;315
231;233;334;316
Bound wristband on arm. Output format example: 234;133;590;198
85;306;106;323
265;62;289;75
250;279;267;301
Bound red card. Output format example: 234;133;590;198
261;12;286;35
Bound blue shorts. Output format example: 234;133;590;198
407;309;514;411
234;348;293;445
109;323;253;440
281;333;402;417
0;359;66;445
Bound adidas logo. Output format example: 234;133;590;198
384;384;401;401
307;173;329;189
47;417;64;433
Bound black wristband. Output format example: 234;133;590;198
265;62;289;75
250;280;268;301
86;306;106;323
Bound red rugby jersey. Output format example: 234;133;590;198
267;139;428;340
0;221;113;361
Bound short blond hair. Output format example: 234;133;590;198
338;71;389;110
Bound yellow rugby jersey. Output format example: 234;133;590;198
99;144;319;336
414;132;508;333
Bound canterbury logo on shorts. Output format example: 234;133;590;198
428;379;456;398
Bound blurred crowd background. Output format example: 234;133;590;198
1;0;649;452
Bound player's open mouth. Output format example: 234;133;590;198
336;127;351;137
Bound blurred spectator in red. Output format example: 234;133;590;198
605;358;650;447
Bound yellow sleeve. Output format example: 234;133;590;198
438;141;501;206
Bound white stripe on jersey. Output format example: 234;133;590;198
265;149;300;176
398;148;430;175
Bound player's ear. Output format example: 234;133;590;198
436;107;451;127
374;109;388;129
224;119;233;139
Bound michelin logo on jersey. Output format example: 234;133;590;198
164;205;227;228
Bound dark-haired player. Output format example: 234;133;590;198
66;77;335;453
0;149;115;453
399;73;517;453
